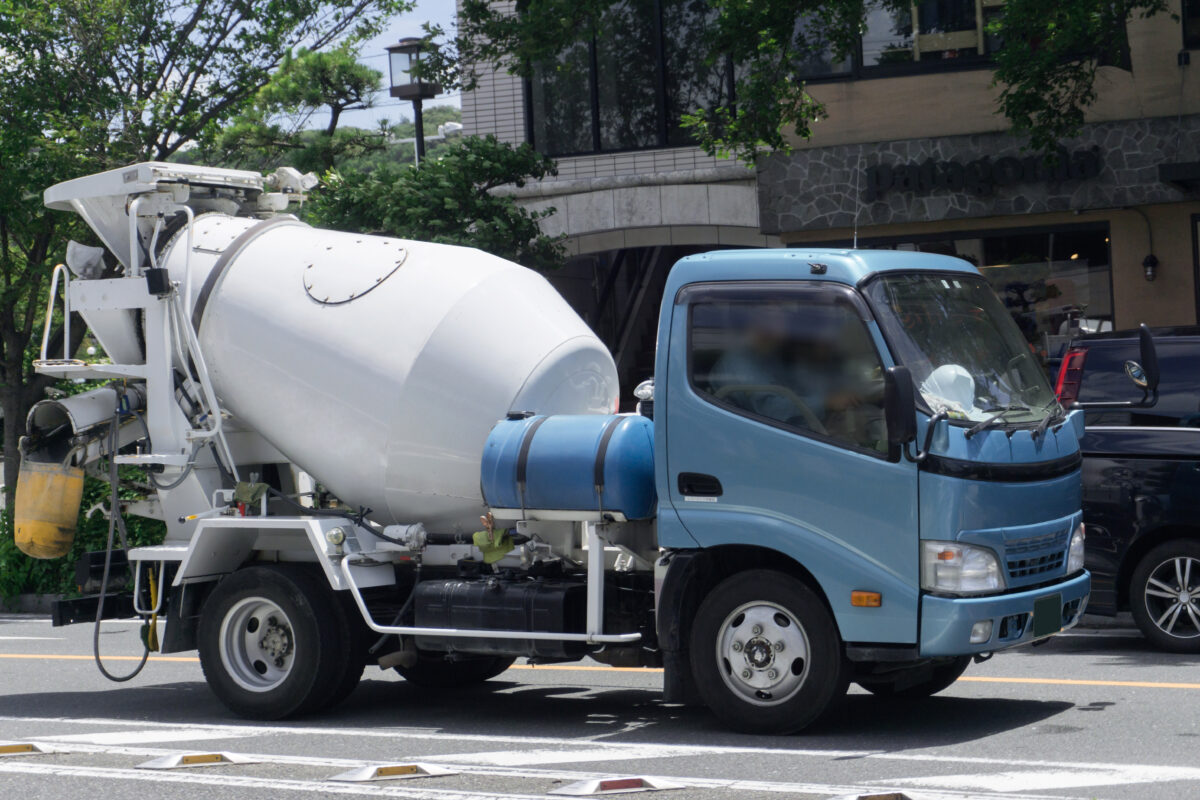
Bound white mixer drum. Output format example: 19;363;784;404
159;214;617;533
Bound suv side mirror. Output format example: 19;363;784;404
1074;323;1160;410
885;366;917;447
1137;323;1159;393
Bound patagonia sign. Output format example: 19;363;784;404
863;148;1103;202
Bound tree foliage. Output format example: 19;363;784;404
427;0;1170;160
203;45;391;173
989;0;1170;156
310;135;566;271
0;0;408;500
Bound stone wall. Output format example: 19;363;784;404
758;115;1200;235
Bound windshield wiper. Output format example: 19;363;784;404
1033;398;1066;441
964;405;1030;439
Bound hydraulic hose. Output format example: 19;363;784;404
93;401;150;682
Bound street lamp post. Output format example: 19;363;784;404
386;37;442;164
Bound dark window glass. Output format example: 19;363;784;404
917;0;976;34
1079;341;1200;428
792;15;855;80
530;42;594;155
1186;0;1200;49
689;288;889;454
662;0;728;146
596;0;661;150
861;4;914;67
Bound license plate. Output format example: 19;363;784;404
1032;593;1062;638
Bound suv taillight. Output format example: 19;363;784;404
1055;347;1088;406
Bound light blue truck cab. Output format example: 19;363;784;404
650;248;1090;733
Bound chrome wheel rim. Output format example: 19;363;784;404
1143;556;1200;640
715;601;810;706
219;597;297;692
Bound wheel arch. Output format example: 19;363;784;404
658;545;839;702
1117;525;1200;609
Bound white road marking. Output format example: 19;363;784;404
0;762;551;800
43;728;264;745
885;765;1200;792
0;636;62;641
0;748;1087;800
420;746;703;767
9;713;1200;796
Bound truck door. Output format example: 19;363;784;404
665;281;920;644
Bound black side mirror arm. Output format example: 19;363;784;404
905;410;948;463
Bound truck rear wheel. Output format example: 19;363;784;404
318;591;369;710
1130;540;1200;653
857;657;970;698
689;570;844;734
198;566;346;719
395;653;515;688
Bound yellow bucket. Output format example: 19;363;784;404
14;458;85;559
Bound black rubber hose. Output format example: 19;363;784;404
93;403;150;682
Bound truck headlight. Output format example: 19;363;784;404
1066;523;1086;574
921;541;1006;595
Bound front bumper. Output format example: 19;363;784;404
919;570;1090;656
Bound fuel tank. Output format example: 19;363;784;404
480;414;656;521
157;213;618;534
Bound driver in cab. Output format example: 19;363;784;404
707;303;885;450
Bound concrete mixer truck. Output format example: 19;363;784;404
17;161;1114;734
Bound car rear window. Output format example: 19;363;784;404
1077;339;1200;427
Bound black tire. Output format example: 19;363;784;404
857;657;970;699
198;565;345;719
395;653;516;688
1129;539;1200;653
318;591;370;710
689;569;844;734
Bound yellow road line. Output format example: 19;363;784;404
4;654;1198;690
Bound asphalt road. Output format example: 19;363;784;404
1;613;1198;800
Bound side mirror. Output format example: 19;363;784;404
1074;323;1160;410
1137;323;1159;393
884;366;917;446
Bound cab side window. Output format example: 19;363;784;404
689;287;889;454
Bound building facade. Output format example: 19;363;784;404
461;0;1200;383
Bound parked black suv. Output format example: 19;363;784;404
1056;327;1200;652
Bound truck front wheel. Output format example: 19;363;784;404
690;570;844;734
198;566;346;719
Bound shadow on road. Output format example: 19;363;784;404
0;672;1077;751
1009;633;1200;669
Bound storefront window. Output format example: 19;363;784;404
850;226;1113;363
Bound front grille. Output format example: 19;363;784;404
1004;527;1070;584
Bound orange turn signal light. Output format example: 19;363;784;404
851;591;882;607
936;550;957;561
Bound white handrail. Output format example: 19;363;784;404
37;264;73;363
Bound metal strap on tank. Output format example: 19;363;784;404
515;415;549;518
592;416;623;519
190;215;308;333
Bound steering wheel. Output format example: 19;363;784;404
713;384;828;435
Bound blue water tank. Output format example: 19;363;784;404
481;414;656;521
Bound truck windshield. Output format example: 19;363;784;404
863;272;1059;425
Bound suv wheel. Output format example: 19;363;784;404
1129;540;1200;653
